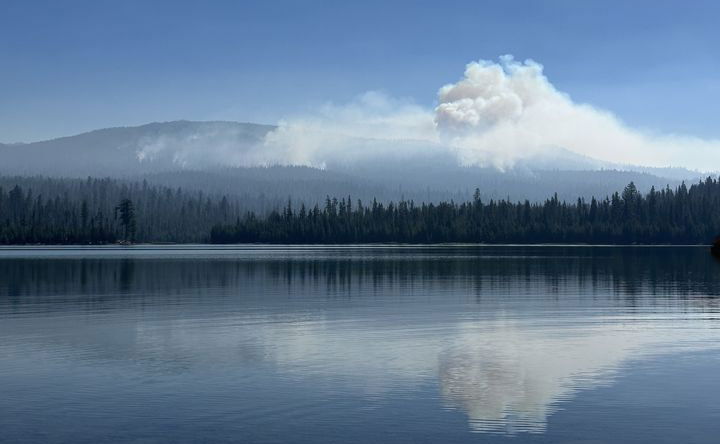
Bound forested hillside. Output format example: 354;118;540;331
2;175;720;245
1;121;700;204
0;176;242;244
211;179;720;245
138;166;690;207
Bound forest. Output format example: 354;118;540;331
1;175;720;245
211;179;720;244
0;176;242;244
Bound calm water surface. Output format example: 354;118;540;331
1;245;720;443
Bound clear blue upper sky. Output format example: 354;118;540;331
2;0;719;142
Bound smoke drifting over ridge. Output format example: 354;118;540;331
261;91;440;168
263;56;720;171
433;56;720;170
131;56;720;171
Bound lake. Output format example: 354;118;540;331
1;245;720;443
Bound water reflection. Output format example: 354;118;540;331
438;318;705;434
1;246;720;440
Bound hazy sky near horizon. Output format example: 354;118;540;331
2;0;720;143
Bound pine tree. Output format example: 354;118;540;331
115;198;137;243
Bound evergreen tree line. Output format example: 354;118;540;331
211;178;720;244
3;175;720;245
0;176;241;244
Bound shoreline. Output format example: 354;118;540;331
0;243;711;249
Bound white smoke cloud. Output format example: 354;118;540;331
133;56;720;172
261;91;440;168
134;124;277;168
434;55;720;171
263;55;720;172
132;93;440;170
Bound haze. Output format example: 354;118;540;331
3;0;720;173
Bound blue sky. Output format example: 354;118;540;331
2;0;719;142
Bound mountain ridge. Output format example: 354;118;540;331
0;120;707;203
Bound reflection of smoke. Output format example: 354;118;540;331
7;299;720;435
438;320;628;433
131;312;719;434
10;252;720;437
170;312;718;435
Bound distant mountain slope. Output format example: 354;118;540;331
0;121;275;176
138;166;693;206
0;120;706;203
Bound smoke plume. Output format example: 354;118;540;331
261;91;439;168
259;56;720;171
433;55;720;170
135;56;720;172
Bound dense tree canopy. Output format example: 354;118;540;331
1;175;720;245
0;177;240;244
211;179;720;245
